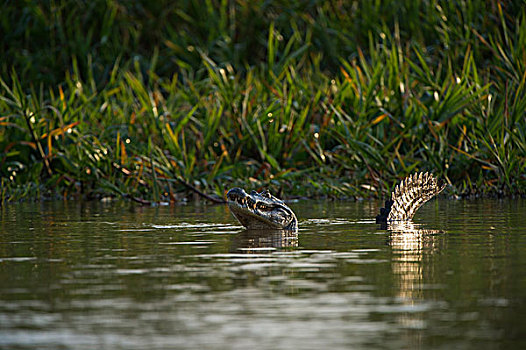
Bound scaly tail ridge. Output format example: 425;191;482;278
376;172;446;223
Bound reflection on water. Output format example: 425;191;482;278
232;230;299;252
387;221;444;347
389;222;443;299
1;199;526;349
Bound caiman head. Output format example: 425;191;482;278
226;188;298;232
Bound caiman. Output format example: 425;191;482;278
226;172;446;232
226;187;299;231
375;172;446;223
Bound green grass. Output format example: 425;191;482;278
1;0;525;203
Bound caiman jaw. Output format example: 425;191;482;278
226;187;298;232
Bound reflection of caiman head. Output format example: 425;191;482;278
232;230;299;252
226;188;298;232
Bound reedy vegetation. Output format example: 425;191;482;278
0;0;525;203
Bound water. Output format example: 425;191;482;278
1;199;525;349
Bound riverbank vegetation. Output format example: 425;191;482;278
1;1;525;203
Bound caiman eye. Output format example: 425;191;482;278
260;189;271;198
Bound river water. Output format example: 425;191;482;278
0;199;525;349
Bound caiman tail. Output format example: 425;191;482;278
376;172;446;223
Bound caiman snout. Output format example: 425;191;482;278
226;187;248;201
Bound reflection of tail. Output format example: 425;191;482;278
385;221;443;235
376;172;446;223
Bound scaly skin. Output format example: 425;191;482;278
376;172;446;223
226;188;298;232
227;173;445;231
